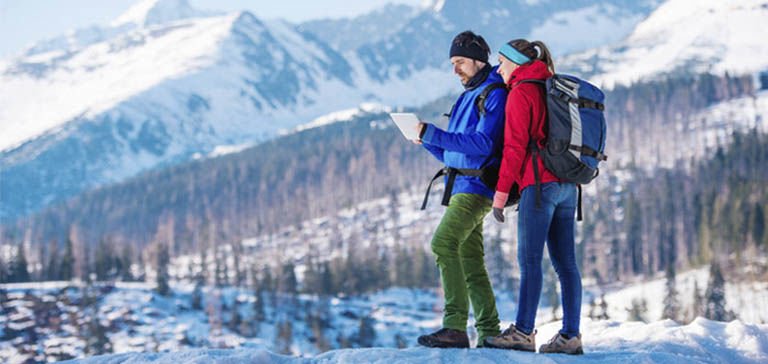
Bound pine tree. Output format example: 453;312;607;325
84;317;112;355
260;267;273;292
228;300;242;333
320;262;335;295
275;320;293;355
625;192;644;275
356;315;377;348
308;305;331;352
262;267;276;308
120;244;134;281
704;261;732;321
214;247;226;288
93;239;112;281
8;243;30;283
205;290;223;337
253;284;266;322
0;257;7;284
279;262;298;295
627;297;648;322
692;280;704;321
232;240;244;287
588;297;598;320
199;244;209;285
191;276;204;310
60;238;75;281
155;242;171;296
302;254;321;295
752;203;765;248
599;294;610;320
44;240;59;281
661;264;681;322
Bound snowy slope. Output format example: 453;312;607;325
111;0;220;27
527;3;649;56
60;319;768;363
0;9;451;153
562;0;768;87
353;0;658;82
0;1;455;219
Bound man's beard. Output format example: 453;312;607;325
458;72;470;85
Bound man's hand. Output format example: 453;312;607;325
412;122;425;144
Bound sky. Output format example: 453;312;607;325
0;0;424;59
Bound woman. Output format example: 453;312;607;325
483;39;583;355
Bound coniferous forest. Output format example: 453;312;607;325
0;72;765;298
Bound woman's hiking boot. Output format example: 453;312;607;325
539;332;584;355
483;324;536;352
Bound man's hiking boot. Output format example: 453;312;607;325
417;328;470;348
483;324;536;352
539;332;584;355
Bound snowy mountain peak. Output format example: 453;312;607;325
111;0;214;27
562;0;768;87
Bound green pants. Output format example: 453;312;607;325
430;193;500;341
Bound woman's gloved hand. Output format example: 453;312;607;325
492;191;509;223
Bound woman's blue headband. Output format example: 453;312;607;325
499;44;531;65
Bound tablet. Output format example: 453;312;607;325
389;113;424;140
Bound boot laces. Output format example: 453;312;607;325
547;333;565;345
501;325;517;336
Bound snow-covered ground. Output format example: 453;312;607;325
2;263;767;363
61;318;768;363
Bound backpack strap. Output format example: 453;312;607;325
475;82;507;117
577;184;583;222
423;82;508;210
443;102;457;118
443;81;504;118
518;79;547;208
421;168;449;210
420;167;501;210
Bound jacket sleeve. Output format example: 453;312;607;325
422;143;445;163
420;89;506;156
496;88;533;195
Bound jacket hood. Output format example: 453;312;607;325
507;59;552;86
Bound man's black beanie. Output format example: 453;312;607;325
449;31;489;63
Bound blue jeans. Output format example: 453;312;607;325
515;182;582;337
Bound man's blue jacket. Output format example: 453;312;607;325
421;65;506;200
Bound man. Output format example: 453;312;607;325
415;30;506;348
